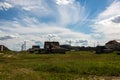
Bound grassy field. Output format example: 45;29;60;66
0;51;120;80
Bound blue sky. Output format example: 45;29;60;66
0;0;120;50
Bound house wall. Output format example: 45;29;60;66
0;45;10;52
0;45;4;51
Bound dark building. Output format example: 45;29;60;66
95;46;113;54
29;45;41;54
95;46;106;54
60;44;72;50
44;41;66;54
0;45;10;52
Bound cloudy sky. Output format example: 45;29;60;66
0;0;120;50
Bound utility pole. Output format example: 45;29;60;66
21;41;26;51
97;41;99;46
24;41;26;51
48;34;56;42
21;44;24;51
66;40;72;46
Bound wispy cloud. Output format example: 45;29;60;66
93;0;120;41
56;0;74;5
0;2;13;10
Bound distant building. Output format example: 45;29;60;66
44;41;66;53
105;40;120;50
0;45;10;52
60;44;72;50
28;45;41;54
95;46;113;54
95;40;120;54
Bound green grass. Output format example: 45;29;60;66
0;51;120;80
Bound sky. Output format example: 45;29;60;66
0;0;120;50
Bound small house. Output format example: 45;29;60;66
105;40;120;50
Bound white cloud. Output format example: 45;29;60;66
56;0;74;5
7;0;53;16
97;1;120;20
93;1;120;41
0;17;91;39
22;6;38;11
0;2;13;10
